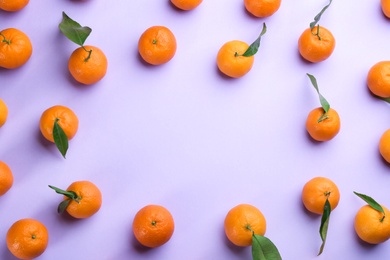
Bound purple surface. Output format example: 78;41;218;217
2;0;390;259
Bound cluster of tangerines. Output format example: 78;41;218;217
3;0;390;259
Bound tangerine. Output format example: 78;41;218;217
68;45;108;85
39;105;79;143
382;0;390;18
6;218;49;260
0;28;32;69
171;0;202;10
0;160;13;196
354;204;390;244
217;40;254;78
298;25;335;63
379;128;390;163
0;98;8;127
367;61;390;98
302;177;340;215
305;107;340;142
0;0;29;12
132;204;175;248
49;180;102;219
244;0;281;18
224;204;266;247
138;26;177;65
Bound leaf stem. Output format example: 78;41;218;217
82;46;92;62
48;185;80;202
0;32;10;44
311;25;322;41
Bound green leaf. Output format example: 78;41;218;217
59;11;92;46
318;198;331;255
377;96;390;104
310;0;333;29
307;73;330;117
242;23;267;57
53;118;69;158
252;234;282;260
48;185;78;199
58;199;71;214
354;191;386;216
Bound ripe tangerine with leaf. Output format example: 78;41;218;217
224;203;266;247
0;28;32;69
0;0;29;12
306;107;340;142
0;160;13;196
6;218;49;259
217;23;267;78
138;26;177;65
171;0;202;10
49;180;102;219
132;204;175;248
244;0;281;18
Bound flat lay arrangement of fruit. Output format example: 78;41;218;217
2;0;390;259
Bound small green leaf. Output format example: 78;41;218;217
58;199;71;214
377;96;390;104
310;0;333;29
318;198;331;255
307;73;330;119
354;191;386;216
252;234;282;260
242;23;267;57
59;11;92;46
53;118;69;158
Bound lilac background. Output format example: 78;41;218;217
2;0;390;259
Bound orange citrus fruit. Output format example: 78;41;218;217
305;107;340;142
379;128;390;163
39;105;79;143
354;204;390;244
0;98;8;127
138;26;177;65
302;177;340;215
382;0;390;18
367;61;390;98
132;204;175;248
0;0;29;12
51;180;102;219
244;0;281;18
6;218;49;260
298;25;335;63
224;204;266;247
171;0;202;10
217;40;254;78
0;160;13;196
0;28;33;69
68;45;108;85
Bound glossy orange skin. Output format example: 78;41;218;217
379;129;390;163
0;98;8;127
138;26;177;65
0;0;29;12
224;204;266;247
64;181;102;219
302;177;340;215
367;61;390;98
217;40;254;78
6;218;49;260
0;160;13;196
305;107;340;142
355;205;390;244
132;205;175;248
171;0;202;10
298;26;335;63
244;0;281;18
39;105;79;143
0;28;32;69
68;45;108;85
382;0;390;18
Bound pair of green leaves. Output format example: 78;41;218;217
307;73;331;122
241;23;267;57
48;185;80;214
251;232;282;260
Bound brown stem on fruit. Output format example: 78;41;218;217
0;33;10;45
82;46;93;62
324;191;331;197
380;215;386;223
318;112;329;123
311;25;322;41
152;39;157;44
